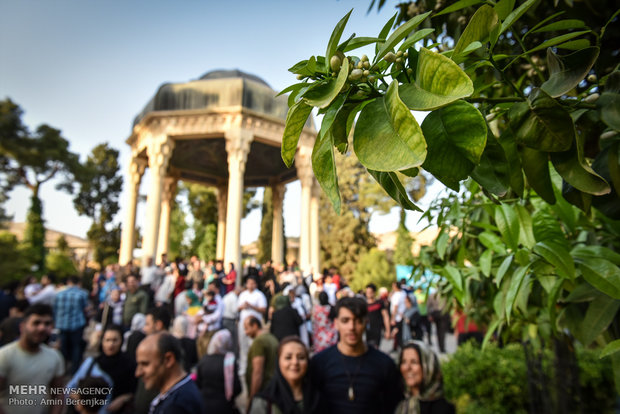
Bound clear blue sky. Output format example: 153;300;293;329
1;0;440;245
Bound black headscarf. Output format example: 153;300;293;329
256;356;324;414
96;325;137;398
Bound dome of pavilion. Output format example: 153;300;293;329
133;69;292;126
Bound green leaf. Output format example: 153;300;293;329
312;131;341;214
495;204;520;251
319;93;347;140
564;282;600;303
525;11;565;37
519;147;556;204
471;133;511;196
527;31;590;54
572;245;620;266
577;258;620;299
494;0;515;20
421;101;487;190
532;19;587;33
375;12;432;62
498;128;524;197
399;29;435;52
326;10;353;72
515;205;535;249
556;39;591;50
330;103;359;154
509;88;574;152
435;0;485;17
601;340;620;359
541;47;599;98
341;37;382;52
495;254;513;286
436;230;449;260
453;5;499;60
597;92;620;131
551;129;611;196
505;265;530;324
480;249;493;277
532;207;566;245
354;82;426;172
443;265;463;292
479;231;507;255
533;241;575;280
377;12;398;48
281;101;313;167
579;295;620;346
500;0;538;35
482;318;501;349
304;58;349;108
367;170;422;212
400;48;474;110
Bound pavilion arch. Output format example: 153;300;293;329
118;70;320;281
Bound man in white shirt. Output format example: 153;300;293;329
28;274;57;306
221;286;240;353
236;276;266;376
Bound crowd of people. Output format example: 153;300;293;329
0;255;477;413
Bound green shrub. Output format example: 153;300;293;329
442;342;616;414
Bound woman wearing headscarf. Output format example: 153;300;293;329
249;336;325;414
402;294;423;343
185;289;204;338
195;329;242;414
67;324;137;413
395;340;455;414
270;295;303;342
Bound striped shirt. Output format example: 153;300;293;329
54;286;88;330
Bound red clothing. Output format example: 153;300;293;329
225;270;236;294
312;304;338;353
173;275;186;298
332;274;341;290
454;312;480;334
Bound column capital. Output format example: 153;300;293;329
161;176;178;204
129;157;147;185
272;183;286;213
225;129;253;171
146;136;175;177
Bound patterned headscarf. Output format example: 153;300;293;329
395;340;445;414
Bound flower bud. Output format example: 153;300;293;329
384;52;397;62
330;55;342;72
587;74;597;83
584;93;599;103
348;69;363;81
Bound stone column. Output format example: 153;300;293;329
119;156;146;265
310;179;321;276
216;184;228;260
224;127;252;284
156;176;177;263
296;150;313;273
141;136;175;267
271;183;286;266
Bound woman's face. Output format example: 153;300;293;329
400;347;423;395
102;330;122;356
279;342;308;386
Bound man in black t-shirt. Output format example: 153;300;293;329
310;297;403;414
365;283;391;348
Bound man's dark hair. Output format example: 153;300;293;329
156;332;184;364
14;299;30;313
46;272;56;284
67;275;80;285
76;376;111;413
366;283;377;292
146;307;171;330
334;297;368;320
23;304;53;320
246;315;262;328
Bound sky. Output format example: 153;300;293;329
1;0;443;246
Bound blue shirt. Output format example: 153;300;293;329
149;375;205;414
54;286;88;330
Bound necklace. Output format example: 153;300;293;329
339;351;364;401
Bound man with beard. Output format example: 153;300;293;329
0;304;65;414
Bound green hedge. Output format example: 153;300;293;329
442;342;616;414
